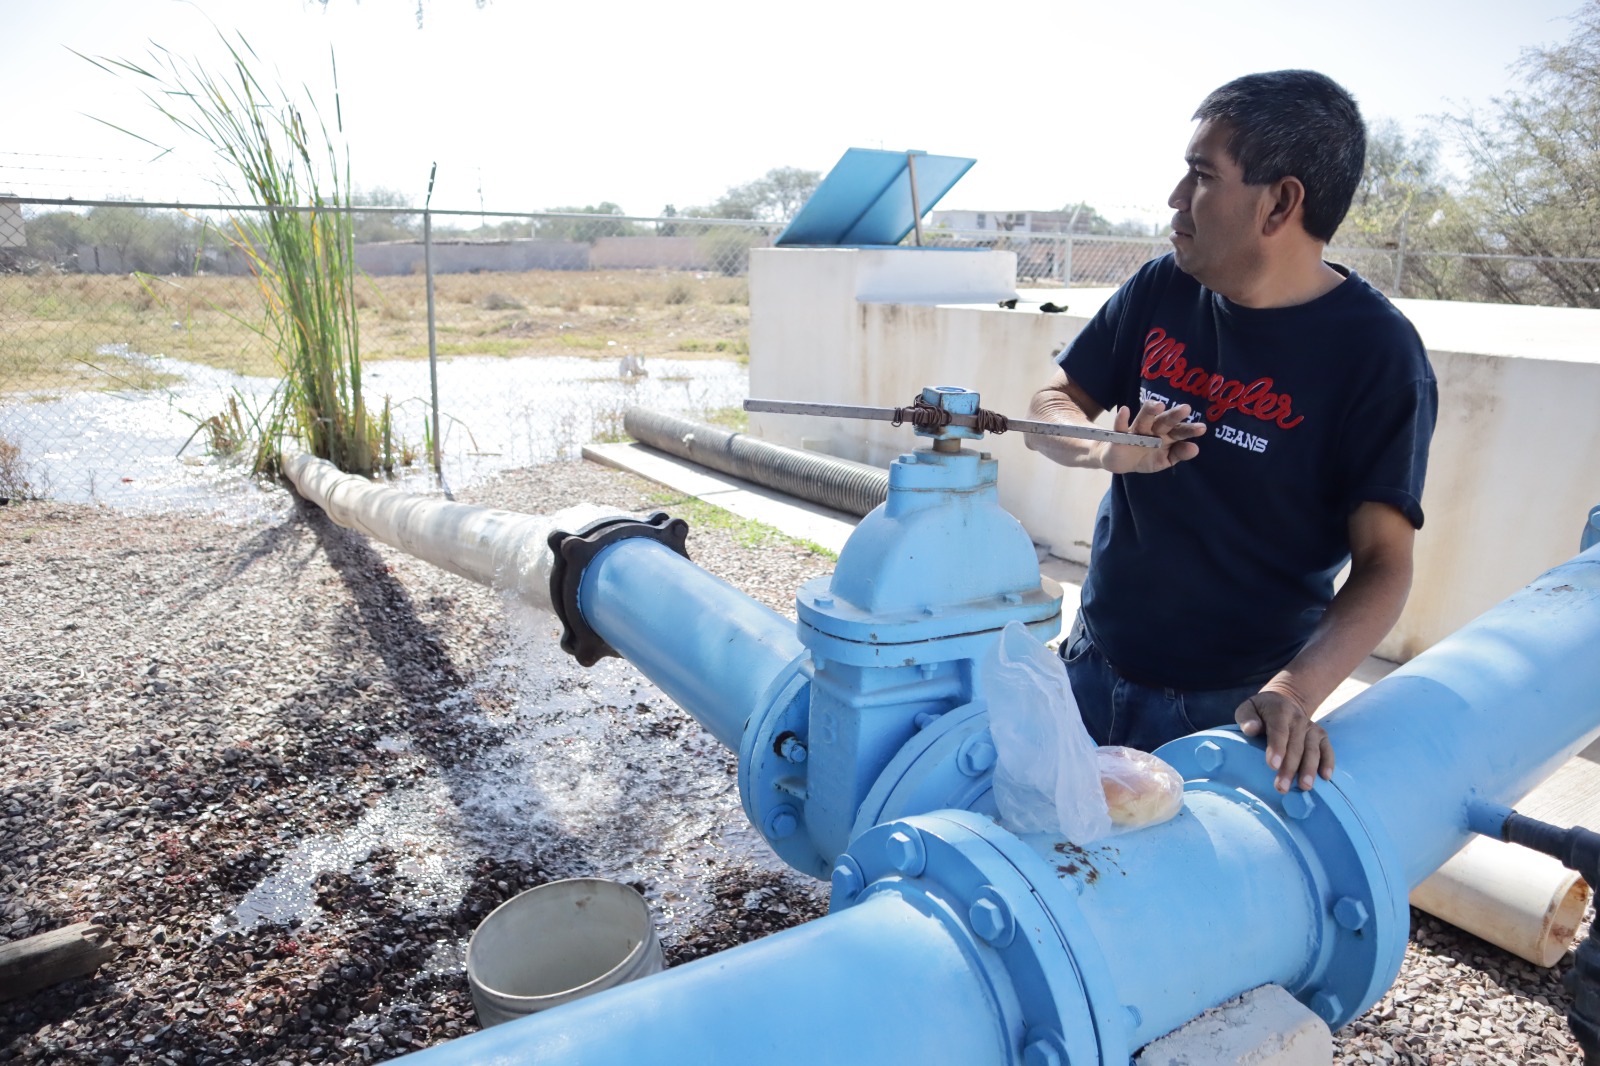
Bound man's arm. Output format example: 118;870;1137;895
1027;366;1206;472
1235;500;1417;792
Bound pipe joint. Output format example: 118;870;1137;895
1158;729;1411;1029
547;512;690;666
839;810;1129;1066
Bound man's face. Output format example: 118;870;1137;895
1167;119;1274;295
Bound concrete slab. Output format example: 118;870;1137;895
582;442;858;557
1136;985;1332;1066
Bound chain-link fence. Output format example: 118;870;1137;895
0;198;771;507
4;195;1597;508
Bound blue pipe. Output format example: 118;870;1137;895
578;537;807;750
393;544;1600;1065
1324;544;1600;889
391;892;1011;1065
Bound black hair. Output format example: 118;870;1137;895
1194;70;1366;243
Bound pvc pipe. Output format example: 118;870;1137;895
1411;837;1590;967
623;408;889;517
1324;545;1600;889
282;451;612;612
390;892;1010;1066
577;538;806;750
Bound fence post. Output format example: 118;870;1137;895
1062;234;1073;287
1393;213;1409;296
424;206;441;480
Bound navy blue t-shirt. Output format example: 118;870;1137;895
1060;254;1437;690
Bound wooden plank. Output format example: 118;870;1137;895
0;922;116;1002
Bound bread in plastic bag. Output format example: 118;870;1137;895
1096;745;1184;829
980;621;1112;840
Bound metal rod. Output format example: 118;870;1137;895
423;164;442;481
743;398;1162;449
906;152;924;248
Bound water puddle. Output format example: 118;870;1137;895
214;773;471;933
3;346;746;519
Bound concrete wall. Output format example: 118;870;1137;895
747;246;1600;663
354;238;589;276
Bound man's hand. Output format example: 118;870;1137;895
1098;399;1207;475
1235;689;1333;793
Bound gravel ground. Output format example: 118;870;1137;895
0;458;1591;1065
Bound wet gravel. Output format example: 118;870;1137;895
0;458;1591;1064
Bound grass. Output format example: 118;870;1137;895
646;489;837;559
0;434;49;501
0;268;751;396
78;34;399;476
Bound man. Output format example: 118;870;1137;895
1027;70;1437;793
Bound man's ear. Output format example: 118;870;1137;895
1260;176;1307;237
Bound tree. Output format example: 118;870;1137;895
1337;120;1462;299
1441;2;1600;306
536;202;643;242
690;167;820;223
350;185;417;243
23;210;92;269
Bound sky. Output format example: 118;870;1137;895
0;0;1585;227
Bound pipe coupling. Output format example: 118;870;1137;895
547;512;690;666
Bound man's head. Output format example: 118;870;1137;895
1168;70;1366;299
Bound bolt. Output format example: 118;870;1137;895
777;736;808;764
958;735;997;777
968;894;1014;947
913;711;941;730
1310;990;1344;1024
814;594;834;608
898;453;918;465
1282;790;1318;820
765;804;799;840
919;662;938;679
1003;592;1022;605
1194;739;1225;773
885;828;926;876
831;856;864;901
980;451;993;461
1125;1004;1143;1029
1021;1033;1065;1066
1333;896;1370;931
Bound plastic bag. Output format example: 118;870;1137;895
1096;745;1184;830
981;621;1112;840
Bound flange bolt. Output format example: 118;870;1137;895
885;828;927;877
1333;896;1370;931
1194;740;1225;773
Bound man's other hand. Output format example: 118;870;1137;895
1235;690;1333;793
1100;399;1206;474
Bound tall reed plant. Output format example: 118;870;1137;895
81;35;381;476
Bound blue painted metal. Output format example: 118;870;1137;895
737;389;1062;875
774;147;976;248
1315;543;1600;890
577;537;806;750
1583;503;1600;552
388;381;1600;1066
391;891;1011;1065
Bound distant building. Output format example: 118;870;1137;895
0;194;23;248
928;208;1089;235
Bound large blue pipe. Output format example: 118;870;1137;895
578;538;807;750
391;893;1010;1065
1326;545;1600;887
394;546;1600;1064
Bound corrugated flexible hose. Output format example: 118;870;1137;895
622;408;889;518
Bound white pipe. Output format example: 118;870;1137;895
1410;836;1590;968
281;451;617;612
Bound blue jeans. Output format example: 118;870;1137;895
1059;615;1264;752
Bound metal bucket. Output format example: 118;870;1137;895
465;877;665;1028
